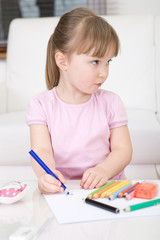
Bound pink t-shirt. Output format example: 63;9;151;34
26;88;127;180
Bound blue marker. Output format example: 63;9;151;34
29;149;69;194
108;184;132;200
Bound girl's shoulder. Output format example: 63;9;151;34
95;89;121;103
95;89;127;128
95;89;126;119
26;88;56;126
30;88;55;105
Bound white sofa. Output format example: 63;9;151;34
0;15;160;181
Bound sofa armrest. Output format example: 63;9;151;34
0;81;7;114
156;164;160;179
157;112;160;123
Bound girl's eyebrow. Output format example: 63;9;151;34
87;55;100;59
88;56;112;61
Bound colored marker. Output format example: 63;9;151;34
29;149;69;194
108;184;132;200
123;182;140;197
100;181;121;198
123;198;160;212
118;182;139;198
93;181;120;199
103;180;130;198
84;198;120;214
106;179;130;197
88;180;115;199
125;190;135;200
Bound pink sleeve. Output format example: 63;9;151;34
108;94;128;129
25;95;47;126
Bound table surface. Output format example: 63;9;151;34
0;180;160;240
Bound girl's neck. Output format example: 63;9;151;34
56;81;92;105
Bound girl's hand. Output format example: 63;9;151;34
80;166;108;190
38;170;66;194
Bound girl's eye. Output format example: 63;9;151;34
107;59;112;65
92;60;99;65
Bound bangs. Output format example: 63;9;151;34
68;16;119;58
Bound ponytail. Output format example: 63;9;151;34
45;33;59;89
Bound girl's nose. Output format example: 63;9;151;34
98;65;109;78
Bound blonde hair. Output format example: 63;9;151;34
46;8;119;90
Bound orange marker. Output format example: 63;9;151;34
87;180;115;199
100;181;121;198
101;180;129;198
105;179;130;198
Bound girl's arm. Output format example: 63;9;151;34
30;125;66;194
80;125;132;189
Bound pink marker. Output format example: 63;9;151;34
125;190;135;200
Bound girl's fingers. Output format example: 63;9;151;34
45;173;61;186
81;169;98;189
38;179;64;194
87;175;102;189
81;167;108;189
80;169;91;187
95;178;107;188
83;174;97;189
55;170;66;184
38;172;66;194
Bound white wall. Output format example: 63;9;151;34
107;0;160;15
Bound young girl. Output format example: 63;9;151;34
26;7;132;194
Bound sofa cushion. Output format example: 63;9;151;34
0;81;7;114
0;111;30;165
155;16;160;113
157;113;160;123
127;109;160;164
6;17;59;112
125;164;159;180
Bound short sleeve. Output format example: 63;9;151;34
26;95;47;126
108;94;128;129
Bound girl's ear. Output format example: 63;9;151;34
55;52;67;71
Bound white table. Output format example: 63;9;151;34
0;180;160;240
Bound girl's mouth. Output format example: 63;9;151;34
96;83;102;87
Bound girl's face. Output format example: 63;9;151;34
65;45;115;95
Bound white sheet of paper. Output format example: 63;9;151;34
44;181;160;224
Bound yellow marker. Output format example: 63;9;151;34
100;181;120;198
101;179;130;198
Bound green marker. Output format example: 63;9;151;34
87;180;115;199
123;198;160;212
